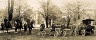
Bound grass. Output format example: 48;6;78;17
0;28;96;40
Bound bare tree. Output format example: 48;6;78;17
13;0;32;20
64;1;88;27
39;0;62;28
23;8;34;20
8;0;14;21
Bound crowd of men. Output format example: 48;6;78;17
1;18;35;34
0;18;67;36
0;17;77;36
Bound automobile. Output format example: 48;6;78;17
78;19;95;36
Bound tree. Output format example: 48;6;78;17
8;0;14;21
64;1;88;27
23;8;34;20
13;0;32;20
39;0;62;28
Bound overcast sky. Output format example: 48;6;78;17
0;0;96;10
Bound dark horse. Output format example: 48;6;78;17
1;23;4;32
4;18;12;33
15;18;23;32
26;19;35;34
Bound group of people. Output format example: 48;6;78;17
1;18;35;34
39;23;71;36
1;18;12;33
40;23;79;37
0;18;76;36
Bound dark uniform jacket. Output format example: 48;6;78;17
40;24;45;31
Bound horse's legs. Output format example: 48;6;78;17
15;27;17;32
29;28;32;34
20;28;21;32
6;28;8;33
2;28;4;32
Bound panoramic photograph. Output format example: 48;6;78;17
0;0;96;40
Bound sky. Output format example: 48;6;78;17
0;0;96;10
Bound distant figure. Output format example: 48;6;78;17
60;24;65;36
4;18;8;24
14;21;17;32
24;23;27;32
26;19;32;34
39;24;46;36
15;18;21;32
8;21;12;28
40;24;45;31
50;24;58;36
4;18;8;28
51;24;56;32
1;23;4;32
4;18;10;33
30;20;35;28
19;19;23;30
5;21;9;33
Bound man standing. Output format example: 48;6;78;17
4;18;8;33
30;20;35;28
26;19;32;34
24;23;27;32
4;18;8;26
60;24;65;36
1;23;4;32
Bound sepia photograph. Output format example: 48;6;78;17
0;0;96;40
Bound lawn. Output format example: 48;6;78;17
0;28;96;40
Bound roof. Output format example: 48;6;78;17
83;19;95;21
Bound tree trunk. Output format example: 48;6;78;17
67;17;70;28
45;16;48;28
8;0;14;21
